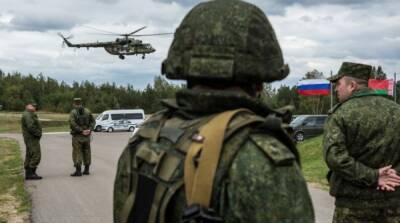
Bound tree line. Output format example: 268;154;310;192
0;70;182;114
0;68;397;115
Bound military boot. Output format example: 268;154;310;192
83;165;90;175
31;167;43;180
25;168;31;180
26;167;42;180
70;166;82;177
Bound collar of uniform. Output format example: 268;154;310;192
161;88;273;117
329;88;383;114
349;88;381;100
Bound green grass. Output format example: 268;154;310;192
0;111;70;133
298;135;329;188
0;138;30;222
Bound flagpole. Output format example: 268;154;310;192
395;72;397;103
330;70;333;110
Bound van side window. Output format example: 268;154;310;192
111;114;124;120
102;114;109;121
125;113;144;120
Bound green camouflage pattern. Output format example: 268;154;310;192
113;88;315;223
162;0;289;84
329;62;373;82
69;107;94;166
333;206;400;223
72;135;91;166
69;107;95;135
21;110;42;168
324;88;400;208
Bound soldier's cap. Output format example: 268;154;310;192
73;98;82;103
329;62;373;83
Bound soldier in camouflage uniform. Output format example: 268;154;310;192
113;0;314;222
324;62;400;223
69;98;95;177
21;101;43;180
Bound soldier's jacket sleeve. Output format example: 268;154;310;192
23;112;42;138
69;110;83;134
323;114;378;186
88;109;95;130
224;134;314;222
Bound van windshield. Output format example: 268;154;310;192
96;114;103;120
290;116;307;126
102;114;109;121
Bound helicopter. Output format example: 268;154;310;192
58;26;172;60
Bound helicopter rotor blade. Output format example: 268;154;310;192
57;32;65;38
57;32;74;40
128;26;147;35
88;33;122;36
130;32;174;37
82;25;121;35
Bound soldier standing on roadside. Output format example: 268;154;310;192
113;0;315;222
21;101;43;180
324;62;400;223
69;98;95;177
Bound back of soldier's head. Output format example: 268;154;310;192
162;0;289;88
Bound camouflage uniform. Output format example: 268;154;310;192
113;0;314;222
21;110;42;169
324;63;400;222
69;105;95;172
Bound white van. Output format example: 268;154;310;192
94;109;145;132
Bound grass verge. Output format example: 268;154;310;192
0;138;31;223
297;135;329;189
0;112;70;133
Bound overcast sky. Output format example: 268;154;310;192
0;0;399;89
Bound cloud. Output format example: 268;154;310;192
8;15;77;31
268;0;400;82
154;0;382;15
95;0;120;4
0;0;398;90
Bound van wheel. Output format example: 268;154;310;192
128;126;135;132
95;125;102;132
295;132;304;142
107;127;114;133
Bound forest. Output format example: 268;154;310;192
0;68;396;115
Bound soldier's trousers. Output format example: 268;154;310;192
23;137;41;168
333;206;400;223
72;135;91;167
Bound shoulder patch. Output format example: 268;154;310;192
249;133;295;166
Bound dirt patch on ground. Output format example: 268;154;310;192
0;187;30;223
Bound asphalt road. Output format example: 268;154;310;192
1;132;334;223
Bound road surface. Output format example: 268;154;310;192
0;132;334;223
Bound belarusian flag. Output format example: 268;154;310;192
368;79;393;95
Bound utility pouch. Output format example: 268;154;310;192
182;204;223;223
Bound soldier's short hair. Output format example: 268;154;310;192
343;76;368;89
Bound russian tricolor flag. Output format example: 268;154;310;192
297;79;330;96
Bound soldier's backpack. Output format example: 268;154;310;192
115;108;299;223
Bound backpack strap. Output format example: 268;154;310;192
184;108;251;208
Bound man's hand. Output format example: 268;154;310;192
82;129;91;136
377;165;400;191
